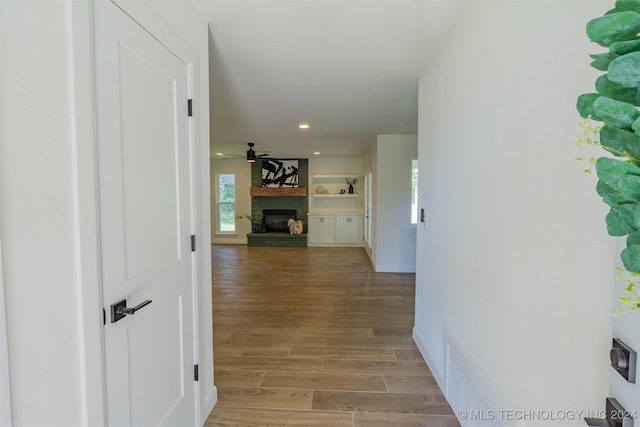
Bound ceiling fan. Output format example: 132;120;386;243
216;142;270;162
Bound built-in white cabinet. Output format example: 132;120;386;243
308;214;362;246
335;215;363;244
308;216;336;244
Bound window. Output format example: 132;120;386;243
217;173;236;232
411;159;418;224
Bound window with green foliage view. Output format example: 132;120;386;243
217;174;235;232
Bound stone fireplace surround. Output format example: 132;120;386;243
247;159;309;247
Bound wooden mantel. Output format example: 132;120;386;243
250;187;307;197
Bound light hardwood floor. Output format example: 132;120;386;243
205;245;460;427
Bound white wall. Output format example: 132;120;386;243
0;1;85;424
211;158;252;244
414;2;615;425
373;135;417;273
0;0;214;425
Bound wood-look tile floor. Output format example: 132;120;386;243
205;245;460;427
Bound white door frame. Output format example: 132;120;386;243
363;161;374;261
69;2;107;424
69;1;205;425
0;3;13;424
0;231;12;427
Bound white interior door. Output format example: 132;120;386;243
363;169;373;258
95;2;196;426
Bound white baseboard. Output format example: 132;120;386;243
413;327;446;394
374;264;416;273
200;386;217;426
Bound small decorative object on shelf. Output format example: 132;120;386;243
346;178;358;194
315;185;329;194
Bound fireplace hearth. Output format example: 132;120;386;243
262;209;298;233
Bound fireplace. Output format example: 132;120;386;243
262;209;297;233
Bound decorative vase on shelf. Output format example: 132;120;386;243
346;178;358;194
252;224;261;233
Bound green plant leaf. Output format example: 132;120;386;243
597;180;634;206
606;203;636;235
602;126;640;158
596;158;640;205
633;204;640;228
611;38;640;54
596;157;640;181
591;52;620;70
596;74;639;104
622;244;640;273
577;93;602;120
616;0;640;13
587;11;640;46
627;230;640;245
619;173;640;200
609;51;640;87
593;96;640;129
599;125;627;155
633;116;640;133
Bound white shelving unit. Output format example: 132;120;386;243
308;173;363;246
311;174;359;196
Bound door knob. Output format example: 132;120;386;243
110;299;152;323
610;338;636;383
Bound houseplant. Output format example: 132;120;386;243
577;0;640;313
237;210;263;233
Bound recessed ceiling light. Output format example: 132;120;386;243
216;152;224;156
298;123;310;129
313;152;320;155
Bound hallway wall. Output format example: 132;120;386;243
0;1;213;425
414;1;615;424
1;2;84;424
373;135;417;273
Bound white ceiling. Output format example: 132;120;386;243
194;0;468;159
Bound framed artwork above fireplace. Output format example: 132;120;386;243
261;159;299;188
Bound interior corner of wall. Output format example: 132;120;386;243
413;326;445;392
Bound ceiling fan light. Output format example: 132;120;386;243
247;147;256;162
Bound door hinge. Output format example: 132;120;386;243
187;99;193;117
191;234;196;252
194;364;199;381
